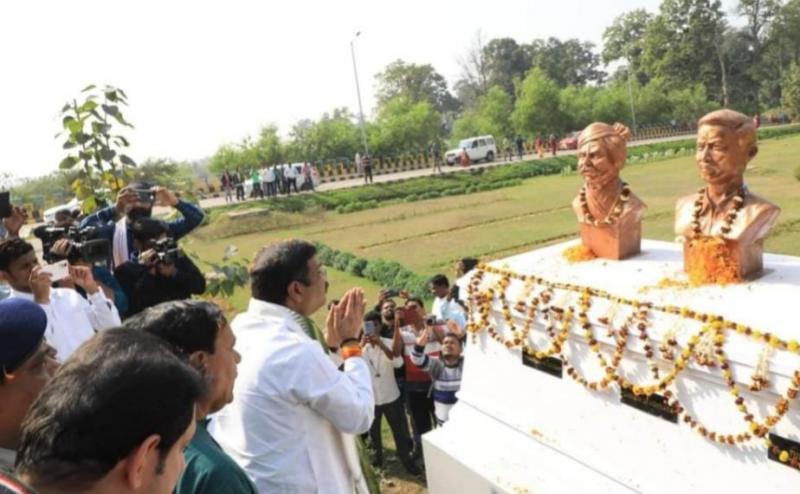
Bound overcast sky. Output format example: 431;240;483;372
0;0;740;179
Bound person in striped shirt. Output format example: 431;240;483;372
410;326;464;425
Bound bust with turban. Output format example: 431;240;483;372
570;122;646;260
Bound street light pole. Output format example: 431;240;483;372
626;64;638;137
350;32;369;158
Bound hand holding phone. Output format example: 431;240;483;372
364;320;377;336
40;260;70;282
29;266;53;304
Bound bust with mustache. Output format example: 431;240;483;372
571;122;646;260
675;109;780;278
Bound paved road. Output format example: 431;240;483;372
195;132;700;211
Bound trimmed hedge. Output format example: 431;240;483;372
314;242;430;299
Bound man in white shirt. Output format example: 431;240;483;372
0;239;120;361
262;165;276;198
429;274;467;330
361;311;419;475
284;164;299;195
210;239;374;493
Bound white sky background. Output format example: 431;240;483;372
0;0;739;179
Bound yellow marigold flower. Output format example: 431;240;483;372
779;450;790;463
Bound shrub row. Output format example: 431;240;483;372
314;242;431;299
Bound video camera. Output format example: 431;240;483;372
38;225;110;265
150;237;182;265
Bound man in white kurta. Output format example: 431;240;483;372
210;240;374;493
0;239;120;361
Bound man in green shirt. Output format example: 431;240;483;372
124;300;257;494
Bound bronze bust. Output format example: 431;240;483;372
675;109;780;280
571;122;646;260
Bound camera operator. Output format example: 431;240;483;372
0;199;27;302
32;209;76;263
114;217;206;317
79;182;205;269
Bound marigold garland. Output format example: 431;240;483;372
686;236;742;286
464;263;800;468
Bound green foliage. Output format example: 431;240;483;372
130;158;197;201
199;245;250;297
602;9;654;80
369;96;442;155
529;37;605;87
512;67;566;134
375;59;459;114
12;171;77;211
639;0;724;99
452;86;514;140
782;64;800;119
208;125;287;175
482;38;533;96
56;84;136;213
287;109;361;164
313;242;430;299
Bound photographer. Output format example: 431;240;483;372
114;218;206;318
79;182;205;269
32;209;75;263
360;311;419;475
0;199;27;302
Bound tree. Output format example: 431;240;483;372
591;83;631;126
668;83;718;123
640;0;725;102
56;84;136;213
375;60;459;114
771;0;800;67
209;143;249;175
602;9;655;83
370;97;442;155
782;63;800;119
130;158;195;193
737;0;782;112
455;31;490;107
452;86;514;139
288;109;361;162
529;38;605;87
482;38;532;96
252;125;286;165
511;68;567;135
559;85;599;131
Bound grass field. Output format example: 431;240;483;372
184;134;800;492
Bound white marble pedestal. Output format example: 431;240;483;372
423;239;800;493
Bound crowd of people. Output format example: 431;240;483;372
0;183;480;494
219;163;318;204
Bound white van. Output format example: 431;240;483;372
444;135;497;165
